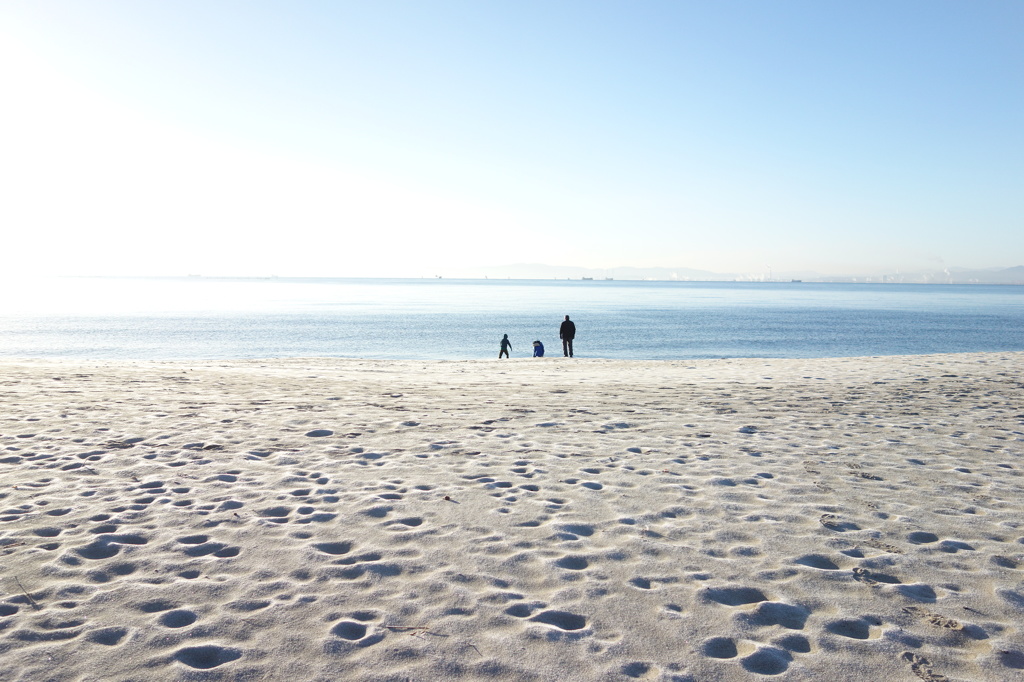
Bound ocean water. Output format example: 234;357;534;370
1;277;1023;361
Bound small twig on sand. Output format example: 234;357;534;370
14;577;42;610
385;625;429;631
83;466;99;475
384;625;447;638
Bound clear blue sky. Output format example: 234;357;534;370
2;1;1021;277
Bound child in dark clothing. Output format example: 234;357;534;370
499;334;512;359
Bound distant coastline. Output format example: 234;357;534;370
444;263;1024;285
57;268;1024;285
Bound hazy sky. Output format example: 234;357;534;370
2;1;1021;278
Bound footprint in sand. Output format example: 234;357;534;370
553;524;594;541
997;650;1024;670
256;503;292;520
505;602;542;618
991;555;1020;569
74;533;148;560
137;599;177;614
312;541;352;555
173;645;242;670
553;555;589;570
740;647;793;675
701;586;768;607
85;627;128;645
85;562;136;583
702;636;740;659
326;617;387;651
825;616;883;640
773;633;811;653
819;514;860;532
901;652;951;682
296;507;338;522
852;566;901;586
741;602;811;630
330;621;368;640
177;535;240;558
902;606;962;630
896;583;938;602
385;517;424;530
793;554;841;570
528;610;588;631
12;616;87;642
616;662;657;678
158;610;198;628
335;551;383;566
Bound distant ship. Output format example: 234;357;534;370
582;277;593;280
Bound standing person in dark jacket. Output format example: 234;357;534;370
559;315;576;357
498;334;512;359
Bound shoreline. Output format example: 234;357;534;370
2;347;1021;365
1;352;1022;680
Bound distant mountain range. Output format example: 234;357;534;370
448;263;1024;284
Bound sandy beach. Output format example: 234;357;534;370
1;353;1023;681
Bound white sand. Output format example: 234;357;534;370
1;353;1023;681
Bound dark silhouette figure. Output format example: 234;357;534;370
499;334;512;359
559;315;576;357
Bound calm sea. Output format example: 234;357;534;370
1;277;1022;361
